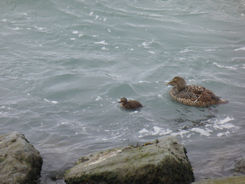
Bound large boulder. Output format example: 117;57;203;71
64;136;194;184
192;176;245;184
0;132;43;184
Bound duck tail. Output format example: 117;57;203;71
218;98;228;104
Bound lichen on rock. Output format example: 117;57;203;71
0;132;43;184
64;136;194;184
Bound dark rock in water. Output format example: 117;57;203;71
192;175;245;184
64;136;194;184
235;158;245;174
0;132;43;184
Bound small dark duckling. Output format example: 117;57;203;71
118;97;143;110
167;76;228;107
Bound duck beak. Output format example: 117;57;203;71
166;81;172;86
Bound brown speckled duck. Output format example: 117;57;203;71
167;76;228;107
118;97;143;110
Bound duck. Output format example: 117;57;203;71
167;76;228;107
118;97;143;110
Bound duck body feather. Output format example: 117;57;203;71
169;85;226;107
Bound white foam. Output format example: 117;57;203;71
148;51;155;54
217;131;230;137
205;48;216;52
130;111;139;114
213;62;236;70
138;126;172;137
89;12;94;16
95;15;99;20
234;47;245;51
94;40;108;45
218;116;234;124
95;96;103;101
139;128;149;134
191;127;212;136
101;46;109;50
213;123;236;130
142;41;151;48
59;121;69;125
34;26;45;31
44;98;58;104
107;28;111;33
70;38;76;41
78;33;84;37
180;48;192;53
72;30;79;34
138;80;150;83
157;94;162;98
206;116;237;135
2;19;7;22
153;126;172;135
171;130;189;138
13;27;21;31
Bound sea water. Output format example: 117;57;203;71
0;0;245;183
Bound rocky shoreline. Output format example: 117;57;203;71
0;132;244;184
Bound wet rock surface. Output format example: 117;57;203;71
235;158;245;174
64;136;194;184
0;132;43;184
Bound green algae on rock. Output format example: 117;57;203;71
0;132;43;184
192;175;245;184
64;136;194;184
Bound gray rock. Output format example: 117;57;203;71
64;136;194;184
192;175;245;184
235;158;245;174
0;132;43;184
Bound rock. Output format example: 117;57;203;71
192;175;245;184
235;158;245;174
0;132;43;184
64;136;194;184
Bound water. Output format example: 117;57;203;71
0;0;245;183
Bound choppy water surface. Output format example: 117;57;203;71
1;0;245;183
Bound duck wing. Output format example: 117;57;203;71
187;85;220;102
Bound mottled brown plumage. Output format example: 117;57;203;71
167;76;228;107
118;97;143;110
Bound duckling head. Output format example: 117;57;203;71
118;97;128;105
167;76;186;91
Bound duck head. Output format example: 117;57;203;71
167;76;186;91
